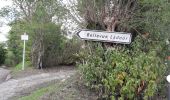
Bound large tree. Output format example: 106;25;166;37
7;0;67;68
77;0;137;31
2;0;80;68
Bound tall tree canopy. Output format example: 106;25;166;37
1;0;80;68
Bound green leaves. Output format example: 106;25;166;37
78;37;167;99
5;0;80;68
77;0;170;99
139;0;170;40
0;44;6;65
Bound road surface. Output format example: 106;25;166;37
0;69;76;100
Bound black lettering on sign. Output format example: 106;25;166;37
87;33;90;37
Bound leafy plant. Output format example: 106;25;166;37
5;51;15;67
0;43;6;66
79;37;167;99
77;0;170;99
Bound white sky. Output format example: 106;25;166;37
0;0;12;42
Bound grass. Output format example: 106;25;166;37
10;61;32;75
18;85;56;100
14;61;32;71
18;78;70;100
7;61;33;79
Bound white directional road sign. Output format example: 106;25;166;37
21;34;28;40
77;30;132;44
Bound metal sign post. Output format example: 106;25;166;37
21;33;28;70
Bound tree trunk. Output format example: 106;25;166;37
31;31;44;69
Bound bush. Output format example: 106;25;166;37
77;0;170;99
15;61;32;71
43;36;82;67
0;44;6;66
78;37;167;100
4;51;15;67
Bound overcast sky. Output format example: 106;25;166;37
0;0;12;42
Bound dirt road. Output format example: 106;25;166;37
0;69;76;100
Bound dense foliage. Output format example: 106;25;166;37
77;0;170;99
2;0;81;68
0;43;6;66
7;19;81;68
79;38;166;99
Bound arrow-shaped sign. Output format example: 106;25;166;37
77;30;132;44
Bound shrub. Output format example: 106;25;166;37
15;61;32;71
43;37;82;67
0;44;6;66
4;51;15;67
78;37;167;100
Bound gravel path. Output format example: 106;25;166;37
0;69;76;100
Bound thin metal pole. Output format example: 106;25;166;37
22;39;26;70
